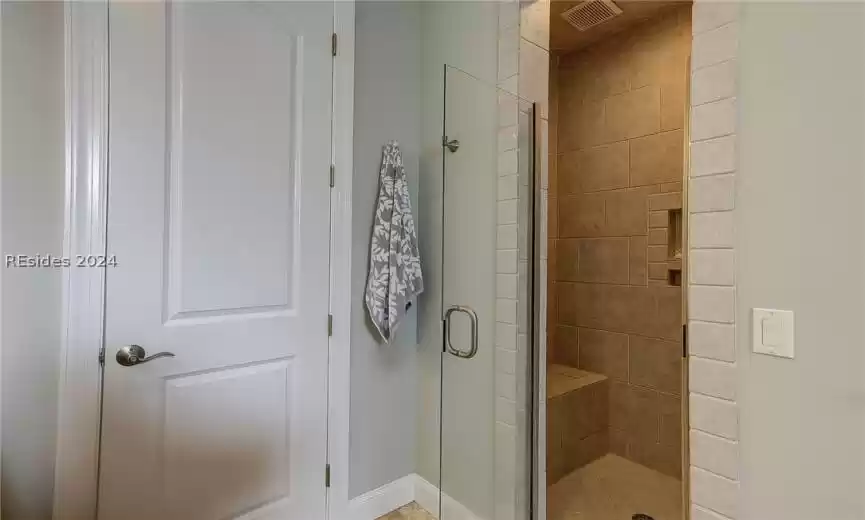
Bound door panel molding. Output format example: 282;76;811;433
52;3;356;519
162;2;303;322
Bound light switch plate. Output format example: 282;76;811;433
752;308;795;358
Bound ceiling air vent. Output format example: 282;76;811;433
561;0;623;32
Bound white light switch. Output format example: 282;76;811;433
752;308;794;358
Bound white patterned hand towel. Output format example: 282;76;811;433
365;141;424;342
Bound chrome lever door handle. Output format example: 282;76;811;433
444;305;479;359
116;345;175;367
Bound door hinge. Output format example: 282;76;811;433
328;314;333;337
330;164;335;188
332;33;338;57
325;464;331;488
98;349;105;366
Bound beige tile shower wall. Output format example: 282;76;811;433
687;2;741;519
547;54;559;363
549;6;691;480
495;1;550;519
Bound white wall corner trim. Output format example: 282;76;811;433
687;1;741;519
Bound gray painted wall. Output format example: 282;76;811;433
416;2;499;515
349;1;423;499
738;4;865;519
1;2;66;518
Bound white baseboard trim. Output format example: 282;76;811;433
412;475;484;520
411;474;440;518
346;474;484;520
347;474;415;520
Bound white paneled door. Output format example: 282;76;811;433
99;3;334;519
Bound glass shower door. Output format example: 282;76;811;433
439;65;535;520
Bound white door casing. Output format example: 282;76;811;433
98;3;334;519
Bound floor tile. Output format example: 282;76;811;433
377;502;436;520
548;454;682;520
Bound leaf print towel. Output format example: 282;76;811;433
365;141;424;342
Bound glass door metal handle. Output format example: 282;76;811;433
444;305;479;359
116;345;176;367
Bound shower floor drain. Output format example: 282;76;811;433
632;515;655;520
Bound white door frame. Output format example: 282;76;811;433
51;2;355;519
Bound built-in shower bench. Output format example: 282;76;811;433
546;364;609;485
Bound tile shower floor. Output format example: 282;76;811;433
378;454;680;520
548;454;682;520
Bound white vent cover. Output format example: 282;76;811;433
561;0;623;32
